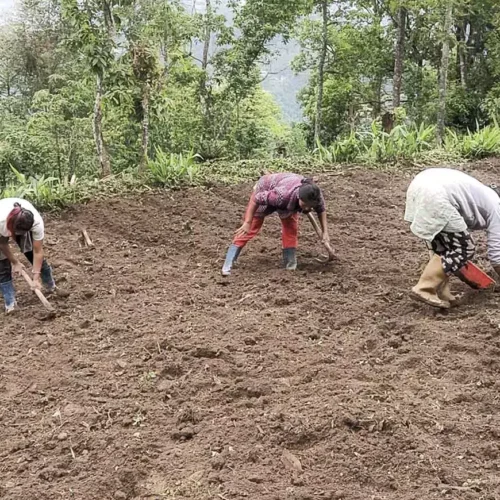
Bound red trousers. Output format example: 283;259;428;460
233;214;299;249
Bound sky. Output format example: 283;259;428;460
0;0;16;20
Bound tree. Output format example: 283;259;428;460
437;1;454;144
295;0;393;142
61;0;117;177
0;27;22;99
392;5;407;108
131;43;160;172
314;0;329;145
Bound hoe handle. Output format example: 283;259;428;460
20;269;54;311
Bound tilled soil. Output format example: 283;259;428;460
2;160;500;500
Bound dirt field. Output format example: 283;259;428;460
2;160;500;500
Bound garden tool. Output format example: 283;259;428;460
455;262;495;290
306;212;335;263
20;269;54;311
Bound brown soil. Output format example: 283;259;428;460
2;160;500;500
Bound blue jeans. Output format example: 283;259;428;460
0;234;53;286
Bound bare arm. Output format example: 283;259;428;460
235;193;258;237
243;195;258;224
0;241;20;266
318;211;330;242
32;240;43;274
0;241;25;276
32;240;44;289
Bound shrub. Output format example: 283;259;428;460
147;148;203;187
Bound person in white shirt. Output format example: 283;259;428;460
404;167;500;309
0;198;57;313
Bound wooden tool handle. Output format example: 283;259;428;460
20;269;54;311
307;212;323;239
306;212;335;258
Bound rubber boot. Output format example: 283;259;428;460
41;262;56;292
282;248;297;271
0;281;16;314
410;254;450;309
41;263;69;298
437;277;458;305
221;244;242;276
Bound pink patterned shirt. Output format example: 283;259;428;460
253;173;326;219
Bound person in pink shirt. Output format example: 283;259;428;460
221;173;331;276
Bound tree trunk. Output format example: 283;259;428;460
200;0;212;131
54;125;62;178
314;0;328;145
458;19;467;88
437;3;453;146
416;57;423;120
93;73;111;177
348;102;355;133
392;6;407;109
202;0;211;72
372;77;383;118
138;83;150;173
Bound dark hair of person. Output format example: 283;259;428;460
6;203;34;235
298;178;322;207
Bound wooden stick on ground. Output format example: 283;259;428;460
80;228;94;248
306;212;335;262
20;269;54;311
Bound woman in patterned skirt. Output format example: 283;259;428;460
405;167;500;309
221;173;331;276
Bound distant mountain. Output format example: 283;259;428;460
259;38;308;123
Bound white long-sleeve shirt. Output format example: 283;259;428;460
404;168;500;265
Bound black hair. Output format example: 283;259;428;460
8;202;34;234
490;184;500;198
298;178;322;207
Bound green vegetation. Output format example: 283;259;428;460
1;0;500;209
147;149;203;187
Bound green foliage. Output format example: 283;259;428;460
314;133;362;164
456;123;500;159
312;117;500;166
445;84;488;131
1;166;148;209
444;122;500;160
295;4;394;143
147;148;203;187
275;125;309;158
364;122;437;163
1;0;500;190
0;0;305;182
1;166;91;208
312;121;481;165
205;157;323;185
